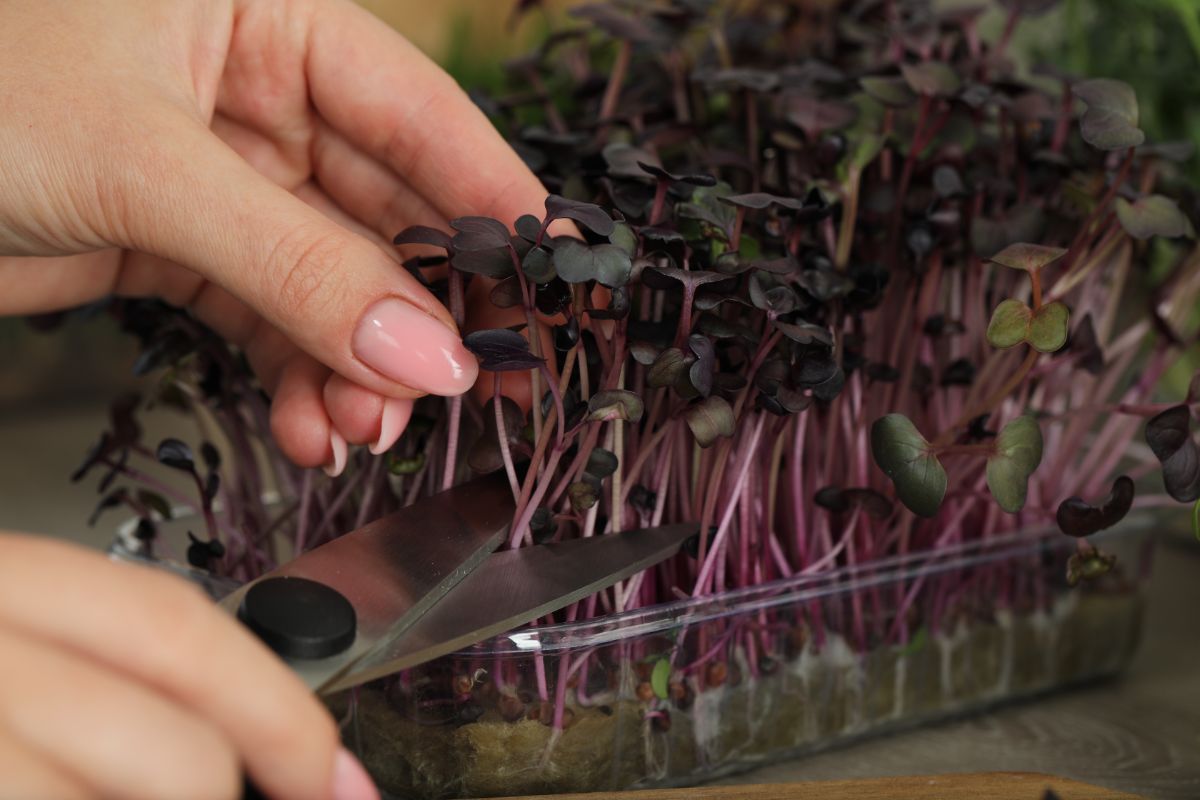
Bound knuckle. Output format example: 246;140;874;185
268;225;349;323
139;573;222;664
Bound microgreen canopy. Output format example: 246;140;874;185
69;0;1200;691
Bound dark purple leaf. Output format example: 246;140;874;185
1145;406;1200;502
647;347;690;388
467;397;524;473
585;447;619;479
515;214;543;242
636;161;717;186
693;67;779;93
545;195;616;236
522;245;557;283
683;396;735;447
720;192;807;211
940;358;976;387
394;225;454;251
200;442;220;471
451;246;515;278
587;390;644;423
783;93;857;138
1056;476;1136;538
156;439;195;473
1069;313;1104;375
814;486;893;519
687;335;715;397
535;278;573;316
797;269;855;302
136;490;172;520
866;362;900;382
645;267;728;290
587;286;631;319
463;330;546;372
553;239;632;287
603;143;661;180
773;320;833;346
529;507;556;544
450;216;512;251
749;273;798;314
489;276;525;308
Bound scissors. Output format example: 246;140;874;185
217;469;697;695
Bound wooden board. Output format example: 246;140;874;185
504;772;1143;800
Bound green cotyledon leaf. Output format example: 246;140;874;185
1028;302;1070;353
986;415;1044;513
651;658;671;700
986;299;1031;349
870;414;946;518
986;299;1069;353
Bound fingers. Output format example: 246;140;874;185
310;123;444;247
116;110;477;401
323;374;414;455
0;728;89;800
0;625;238;800
0;251;122;316
0;534;362;800
303;0;549;225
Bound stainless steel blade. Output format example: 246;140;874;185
321;522;697;693
219;470;513;693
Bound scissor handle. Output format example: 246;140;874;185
237;577;359;799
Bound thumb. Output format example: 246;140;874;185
121;116;477;399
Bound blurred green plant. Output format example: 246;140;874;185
1046;0;1200;179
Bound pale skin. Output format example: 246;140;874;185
0;0;548;797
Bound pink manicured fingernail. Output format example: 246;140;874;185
353;298;478;396
331;747;378;800
323;429;348;478
370;398;414;455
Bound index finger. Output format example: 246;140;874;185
304;0;548;226
0;534;358;800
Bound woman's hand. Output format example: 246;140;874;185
0;0;545;473
0;532;378;799
0;1;551;796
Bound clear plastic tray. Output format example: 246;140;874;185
331;522;1149;798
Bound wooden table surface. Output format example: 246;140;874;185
509;772;1139;799
2;406;1199;799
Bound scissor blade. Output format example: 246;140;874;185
322;522;697;693
219;470;514;693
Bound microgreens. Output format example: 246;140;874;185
70;0;1200;742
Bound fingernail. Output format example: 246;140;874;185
331;747;378;800
323;429;348;478
353;298;478;396
370;398;414;455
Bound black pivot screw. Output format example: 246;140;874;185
237;577;356;659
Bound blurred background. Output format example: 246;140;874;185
2;0;1199;547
